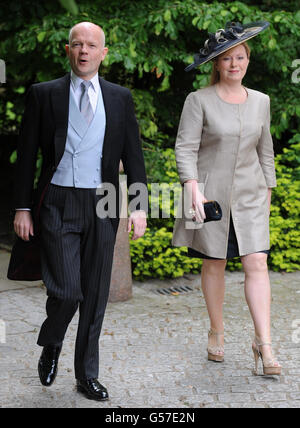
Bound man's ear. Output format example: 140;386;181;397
102;47;109;61
65;44;70;56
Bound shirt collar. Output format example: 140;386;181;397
70;71;100;93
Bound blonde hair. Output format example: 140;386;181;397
209;42;251;85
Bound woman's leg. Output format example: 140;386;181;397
241;253;279;364
201;259;227;351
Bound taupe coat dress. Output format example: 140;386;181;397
172;85;277;259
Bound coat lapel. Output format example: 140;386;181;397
99;77;117;167
51;73;70;166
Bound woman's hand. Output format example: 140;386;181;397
185;179;208;223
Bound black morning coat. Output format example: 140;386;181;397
8;73;147;280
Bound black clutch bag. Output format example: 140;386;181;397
203;200;222;222
191;200;222;223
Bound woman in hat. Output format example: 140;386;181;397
172;22;281;375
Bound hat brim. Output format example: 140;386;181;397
185;21;269;72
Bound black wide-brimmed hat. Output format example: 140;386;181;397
185;21;270;72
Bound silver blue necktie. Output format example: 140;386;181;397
79;80;94;125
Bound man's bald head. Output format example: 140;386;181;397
66;21;108;80
69;22;105;48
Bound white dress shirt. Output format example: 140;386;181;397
70;70;101;114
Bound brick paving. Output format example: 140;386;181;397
0;249;299;408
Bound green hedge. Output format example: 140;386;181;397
130;139;300;280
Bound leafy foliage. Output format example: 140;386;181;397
269;134;300;271
1;1;299;142
0;1;299;277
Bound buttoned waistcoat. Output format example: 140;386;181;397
51;85;105;188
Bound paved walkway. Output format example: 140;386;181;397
0;249;299;408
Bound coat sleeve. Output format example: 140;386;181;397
256;96;277;188
121;89;148;210
175;92;203;185
14;85;41;209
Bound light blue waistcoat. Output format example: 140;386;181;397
51;86;106;188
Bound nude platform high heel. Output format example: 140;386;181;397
207;329;224;363
252;337;281;376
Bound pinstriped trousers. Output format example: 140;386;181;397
37;184;116;380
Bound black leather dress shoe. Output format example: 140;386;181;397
77;379;109;401
38;344;62;387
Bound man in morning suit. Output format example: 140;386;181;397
13;22;147;401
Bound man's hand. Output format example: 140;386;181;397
127;210;147;240
14;210;34;241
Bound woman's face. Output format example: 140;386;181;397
216;44;249;83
